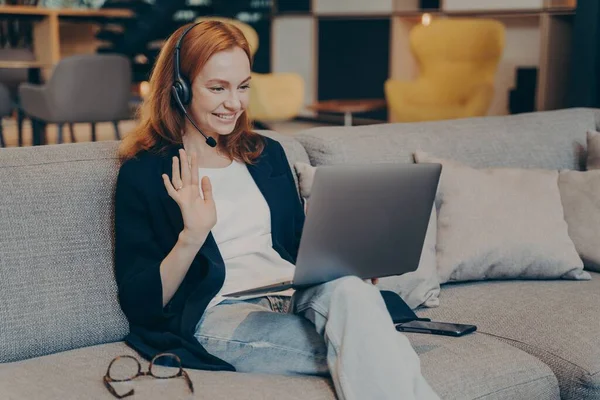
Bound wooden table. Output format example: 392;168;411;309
307;99;387;126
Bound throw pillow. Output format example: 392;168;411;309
587;130;600;170
293;162;441;309
559;170;600;272
413;151;589;283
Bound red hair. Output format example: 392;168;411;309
119;21;265;162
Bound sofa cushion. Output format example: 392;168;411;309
295;108;597;171
408;331;559;400
414;151;588;283
0;336;558;400
559;170;600;272
417;272;600;400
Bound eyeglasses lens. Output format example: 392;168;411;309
151;354;182;379
108;357;139;381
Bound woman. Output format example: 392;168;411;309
114;20;439;400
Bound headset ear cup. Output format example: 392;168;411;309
178;78;192;105
172;80;191;106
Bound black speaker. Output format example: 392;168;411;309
419;0;440;9
509;67;538;114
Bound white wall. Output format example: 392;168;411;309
389;17;419;81
393;0;420;12
488;17;541;115
313;0;394;14
272;16;316;106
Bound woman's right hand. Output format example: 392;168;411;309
162;149;216;246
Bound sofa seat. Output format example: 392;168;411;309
417;272;600;400
0;332;558;400
0;342;335;400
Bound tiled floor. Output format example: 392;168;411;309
0;117;326;148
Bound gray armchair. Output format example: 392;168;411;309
19;54;132;145
0;83;12;147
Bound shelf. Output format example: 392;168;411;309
282;7;577;20
315;13;396;19
0;5;134;81
0;5;134;18
394;7;576;18
0;61;52;69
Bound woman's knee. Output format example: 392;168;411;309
331;276;379;299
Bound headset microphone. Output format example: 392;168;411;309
172;22;217;149
171;86;217;148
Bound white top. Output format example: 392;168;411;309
199;160;296;309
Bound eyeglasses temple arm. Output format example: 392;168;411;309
182;370;194;393
103;375;135;399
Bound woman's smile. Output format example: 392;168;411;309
212;112;238;123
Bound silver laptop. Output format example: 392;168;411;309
222;162;442;298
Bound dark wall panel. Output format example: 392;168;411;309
248;19;272;74
276;0;311;13
569;0;600;107
318;18;390;120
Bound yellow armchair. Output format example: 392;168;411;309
385;19;505;122
195;17;305;123
249;72;304;121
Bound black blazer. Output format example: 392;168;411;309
114;136;305;370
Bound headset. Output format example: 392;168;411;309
172;22;217;148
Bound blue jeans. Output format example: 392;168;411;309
194;276;439;400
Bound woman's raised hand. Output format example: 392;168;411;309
162;149;217;245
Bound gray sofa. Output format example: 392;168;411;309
0;108;598;399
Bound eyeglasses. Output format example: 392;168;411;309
103;353;194;399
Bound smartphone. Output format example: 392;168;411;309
395;320;477;337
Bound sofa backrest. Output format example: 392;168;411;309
0;141;128;363
295;108;600;171
0;132;309;363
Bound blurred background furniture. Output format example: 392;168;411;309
307;99;387;126
249;72;304;126
0;48;36;146
0;82;12;147
0;5;133;75
385;19;505;122
194;16;305;128
19;54;132;145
